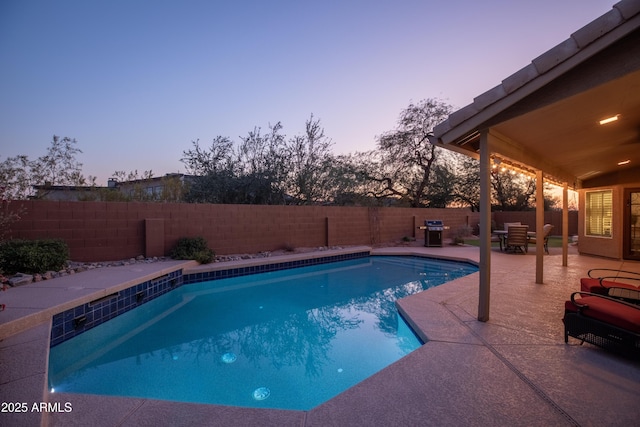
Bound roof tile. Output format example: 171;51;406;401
532;38;579;74
614;0;640;20
473;84;506;110
447;104;480;128
571;9;623;48
502;63;539;94
432;119;450;137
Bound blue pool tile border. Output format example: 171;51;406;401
182;251;370;284
47;251;481;348
50;251;370;347
50;270;183;347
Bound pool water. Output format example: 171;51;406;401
48;256;477;410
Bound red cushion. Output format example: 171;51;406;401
565;299;580;312
580;277;638;294
566;296;640;333
580;278;608;294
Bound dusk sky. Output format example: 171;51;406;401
1;0;613;185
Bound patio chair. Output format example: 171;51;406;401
580;268;640;301
502;222;521;231
563;291;640;357
505;225;529;253
478;223;503;251
527;224;554;254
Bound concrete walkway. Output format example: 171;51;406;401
1;245;639;426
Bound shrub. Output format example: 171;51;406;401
170;237;214;264
0;239;69;274
282;243;295;252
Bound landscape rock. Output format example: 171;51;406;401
1;245;355;287
9;273;34;287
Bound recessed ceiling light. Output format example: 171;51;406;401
599;115;619;125
618;160;631;166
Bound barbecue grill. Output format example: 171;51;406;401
420;220;444;247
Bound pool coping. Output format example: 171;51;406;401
2;245;639;426
0;246;384;425
0;260;199;342
0;245;475;426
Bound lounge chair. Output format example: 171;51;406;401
527;224;554;254
563;291;640;357
580;268;640;299
505;225;529;253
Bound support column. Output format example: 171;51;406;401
535;170;544;284
478;131;492;322
562;183;569;267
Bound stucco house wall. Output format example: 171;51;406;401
578;178;640;259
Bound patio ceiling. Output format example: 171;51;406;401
489;68;640;187
433;2;640;189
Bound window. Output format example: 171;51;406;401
586;190;612;237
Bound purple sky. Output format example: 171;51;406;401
1;0;613;184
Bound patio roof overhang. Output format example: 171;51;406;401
431;1;640;322
433;3;640;188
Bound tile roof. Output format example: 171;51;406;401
433;0;640;139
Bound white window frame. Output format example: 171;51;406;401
585;189;613;238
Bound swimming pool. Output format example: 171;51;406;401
48;256;477;410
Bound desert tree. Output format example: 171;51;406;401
181;123;291;204
0;135;93;200
447;154;481;211
491;169;537;211
181;136;238;203
356;99;453;207
236;123;290;204
285;115;335;205
35;136;89;187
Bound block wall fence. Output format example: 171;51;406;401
5;201;577;262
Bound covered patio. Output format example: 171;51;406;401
432;0;640;321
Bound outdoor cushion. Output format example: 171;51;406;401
580;277;639;294
565;295;640;333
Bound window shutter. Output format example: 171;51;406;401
586;190;612;237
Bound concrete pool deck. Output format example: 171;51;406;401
1;245;639;426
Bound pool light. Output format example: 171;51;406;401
252;387;270;400
221;352;237;363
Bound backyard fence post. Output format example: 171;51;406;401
145;218;165;258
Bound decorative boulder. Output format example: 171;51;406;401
9;273;34;287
